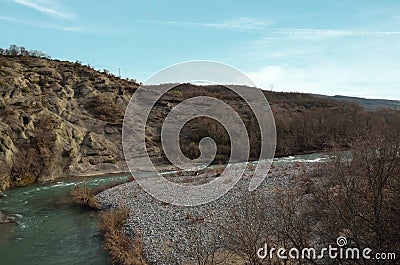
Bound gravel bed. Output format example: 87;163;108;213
96;162;317;264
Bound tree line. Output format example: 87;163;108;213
0;44;51;59
153;84;400;163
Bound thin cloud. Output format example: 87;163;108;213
139;18;400;37
138;17;272;32
0;15;82;31
259;28;400;38
209;17;272;30
13;0;72;19
0;15;116;33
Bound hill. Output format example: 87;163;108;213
320;95;400;110
1;52;399;190
0;54;139;189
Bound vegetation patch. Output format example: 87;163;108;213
71;183;99;209
71;179;130;209
98;207;147;265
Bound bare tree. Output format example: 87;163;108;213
220;193;273;265
183;222;228;265
311;127;400;264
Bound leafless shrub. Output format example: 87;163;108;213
269;185;317;265
11;116;58;186
310;128;400;264
70;183;99;209
220;193;272;265
98;207;147;265
183;222;230;265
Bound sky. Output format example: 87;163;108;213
1;0;400;99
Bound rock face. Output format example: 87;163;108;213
0;55;141;190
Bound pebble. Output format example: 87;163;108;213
96;162;317;264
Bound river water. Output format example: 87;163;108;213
0;153;328;265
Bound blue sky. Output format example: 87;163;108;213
1;0;400;99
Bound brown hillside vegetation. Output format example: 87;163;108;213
208;126;400;265
151;83;400;162
1;46;400;190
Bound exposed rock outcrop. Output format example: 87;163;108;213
0;55;140;189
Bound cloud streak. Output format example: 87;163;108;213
138;17;272;32
259;28;400;38
0;15;81;31
13;0;71;19
139;18;400;37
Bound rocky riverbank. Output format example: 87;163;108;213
96;162;318;264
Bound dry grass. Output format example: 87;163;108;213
98;207;147;265
71;179;130;209
70;184;99;209
71;180;147;264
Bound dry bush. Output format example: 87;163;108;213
11;116;58;186
70;183;99;208
220;193;272;265
71;179;130;208
218;175;326;265
183;223;230;265
310;128;400;261
98;207;129;236
269;186;317;265
98;207;147;265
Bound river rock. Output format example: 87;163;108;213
0;210;16;224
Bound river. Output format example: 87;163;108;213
0;153;329;264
